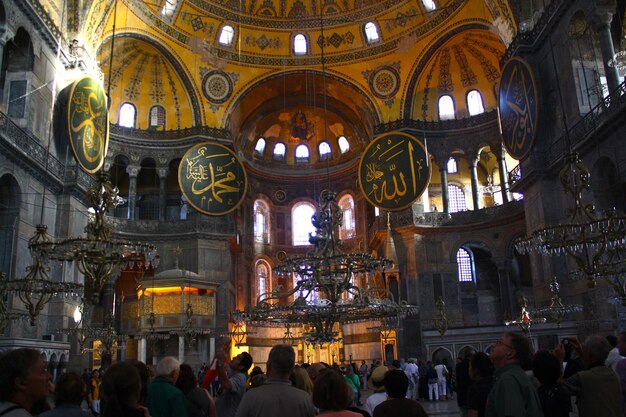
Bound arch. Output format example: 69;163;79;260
448;184;466;212
467;89;485;116
253;199;270;244
293;34;308;55
456;247;474;283
295;144;310;163
136;158;159;220
98;33;202;127
337;136;350;154
403;23;495;120
218;24;235;46
364;22;380;44
338;194;355;240
457;345;477;359
254;258;272;302
108;155;130;218
7;28;34;72
292;201;316;246
149;105;166;130
431;347;453;367
318;141;331;160
438;95;455;120
273;142;286;160
118;102;136;128
254;138;266;155
591;157;624;213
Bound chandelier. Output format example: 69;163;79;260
515;153;626;304
170;302;212;347
241;191;418;345
505;295;545;334
27;171;159;308
433;296;449;336
533;276;582;326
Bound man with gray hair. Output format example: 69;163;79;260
145;356;188;417
235;344;316;417
556;335;622;417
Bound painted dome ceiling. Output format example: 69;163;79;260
77;0;516;174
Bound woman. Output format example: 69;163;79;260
39;372;92;417
532;350;570;417
344;365;360;406
290;365;314;394
88;369;101;416
467;352;494;417
312;369;361;417
100;362;150;417
175;363;217;417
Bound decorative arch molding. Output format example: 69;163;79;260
403;23;493;120
98;33;203;127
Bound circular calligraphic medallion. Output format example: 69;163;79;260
358;132;431;211
67;77;109;173
369;66;400;100
498;57;539;160
178;142;247;215
202;70;233;104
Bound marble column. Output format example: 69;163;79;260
139;337;147;363
591;2;620;94
158;167;169;222
469;158;481;210
127;165;139;220
497;147;511;203
439;167;449;213
179;335;185;364
209;337;215;363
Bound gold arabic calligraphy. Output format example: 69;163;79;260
362;137;425;206
184;147;242;211
70;84;107;164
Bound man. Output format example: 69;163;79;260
364;365;388;416
145;356;188;417
373;369;427;417
403;358;419;400
556;335;622;417
433;360;449;400
215;348;253;417
0;348;52;417
455;354;471;417
605;335;624;371
235;344;316;417
614;332;626;412
485;332;544;417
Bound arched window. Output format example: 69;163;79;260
161;0;178;17
438;95;455;120
338;136;350;154
218;25;235;46
273;143;286;161
448;184;467;213
338;194;355;239
294;34;307;55
456;248;474;282
119;103;136;128
364;22;380;44
467;90;485;116
149;105;165;130
319;141;332;160
295;144;310;162
292;202;316;245
447;158;458;174
254;138;266;155
256;261;271;300
254;199;270;243
422;0;437;12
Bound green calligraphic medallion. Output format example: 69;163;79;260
358;132;431;211
67;77;109;173
498;57;539;160
178;142;248;216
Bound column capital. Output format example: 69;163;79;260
590;0;617;30
127;165;140;177
157;167;169;179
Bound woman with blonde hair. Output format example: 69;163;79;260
290;365;314;394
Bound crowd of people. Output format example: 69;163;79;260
2;331;626;417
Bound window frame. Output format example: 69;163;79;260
467;89;485;116
456;247;474;283
438;95;455;121
293;34;308;55
218;24;235;46
272;142;287;161
292;201;316;246
364;22;380;44
118;102;137;128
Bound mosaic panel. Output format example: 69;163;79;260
364;63;401;100
452;45;477;87
244;34;282;50
202;70;234;104
162;63;182;129
384;7;419;32
124;53;149;100
437;48;453;94
464;43;500;83
150;55;166;103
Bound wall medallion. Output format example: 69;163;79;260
178;142;247;215
358;131;431;211
369;66;400;100
498;57;539;160
202;70;233;104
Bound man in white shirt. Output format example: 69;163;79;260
605;335;624;371
433;361;449;400
404;358;419;399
